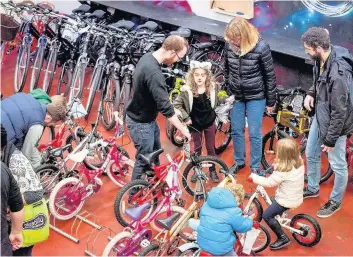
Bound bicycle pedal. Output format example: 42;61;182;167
176;198;186;207
140;239;150;248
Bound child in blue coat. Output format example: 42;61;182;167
197;183;253;256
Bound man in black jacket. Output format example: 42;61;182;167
126;35;191;181
302;27;353;218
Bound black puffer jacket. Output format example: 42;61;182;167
307;45;353;147
224;38;277;106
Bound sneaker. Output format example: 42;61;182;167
229;163;246;175
251;168;260;175
317;200;341;218
303;187;319;199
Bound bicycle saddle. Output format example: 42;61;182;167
68;149;89;163
72;4;90;14
170;28;191;38
124;202;151;221
156;212;181;231
110;20;135;31
140;149;164;166
193;41;217;49
87;9;106;19
136;21;158;31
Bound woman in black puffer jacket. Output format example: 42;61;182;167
224;17;277;174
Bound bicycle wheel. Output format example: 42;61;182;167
49;177;85;220
243;194;263;222
182;156;229;196
57;61;73;96
139;244;160;256
261;129;289;169
30;46;45;91
69;60;86;103
118;75;131;120
114;179;158;227
290;214;322;247
170;125;184;147
194;50;224;76
102;231;133;256
42;45;58;94
215;121;231;155
35;164;60;202
101;78;120;131
85;66;104;118
252;224;271;253
175;247;200;257
14;43;30;92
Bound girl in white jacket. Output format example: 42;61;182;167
249;138;304;250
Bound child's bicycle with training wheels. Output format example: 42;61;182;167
246;167;322;248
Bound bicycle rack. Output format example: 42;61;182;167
84;226;116;256
49;207;102;244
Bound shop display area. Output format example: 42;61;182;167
1;53;353;256
1;0;353;256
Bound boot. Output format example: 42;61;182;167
266;218;290;250
209;165;220;183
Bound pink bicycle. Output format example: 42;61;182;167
102;151;186;256
48;112;134;220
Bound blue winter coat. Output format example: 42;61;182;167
1;93;46;149
197;187;253;255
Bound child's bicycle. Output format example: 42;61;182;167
246;167;322;248
48;112;134;220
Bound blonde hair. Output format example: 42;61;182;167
186;67;214;97
224;183;245;205
162;35;189;52
225;17;260;56
275;138;303;172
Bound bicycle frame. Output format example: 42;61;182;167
245;185;307;236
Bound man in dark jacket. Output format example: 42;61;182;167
302;27;353;218
1;92;66;168
126;35;191;181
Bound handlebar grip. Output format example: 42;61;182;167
65;13;77;20
93;26;107;33
107;25;123;33
247;176;253;183
253;221;260;229
152;33;165;37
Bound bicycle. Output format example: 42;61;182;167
102;150;198;256
48;112;133;220
245;167;322;248
114;133;229;228
261;86;333;184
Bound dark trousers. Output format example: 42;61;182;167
263;200;289;238
126;115;161;180
14;245;34;256
191;123;216;156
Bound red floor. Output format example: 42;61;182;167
1;51;353;256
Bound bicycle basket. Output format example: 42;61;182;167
1;14;20;42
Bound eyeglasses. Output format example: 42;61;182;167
174;51;182;61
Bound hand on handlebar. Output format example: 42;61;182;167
113;111;123;125
181;127;191;143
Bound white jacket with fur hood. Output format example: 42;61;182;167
249;165;304;209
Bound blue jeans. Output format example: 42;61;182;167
126;115;161;180
230;99;266;170
306;117;348;203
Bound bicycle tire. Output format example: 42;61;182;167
182;156;229;197
34;164;59;201
261;129;289;169
57;61;73;96
114;179;158;227
175;247;200;257
290;213;322;247
139;243;160;256
30;46;45;91
253;224;271;253
101;78;120;131
106;146;131;187
102;231;132;257
42;45;58;94
170;125;184;147
14;43;30;92
244;193;263;222
49;176;85;220
85;65;103;118
215;122;231;155
193;50;224;75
